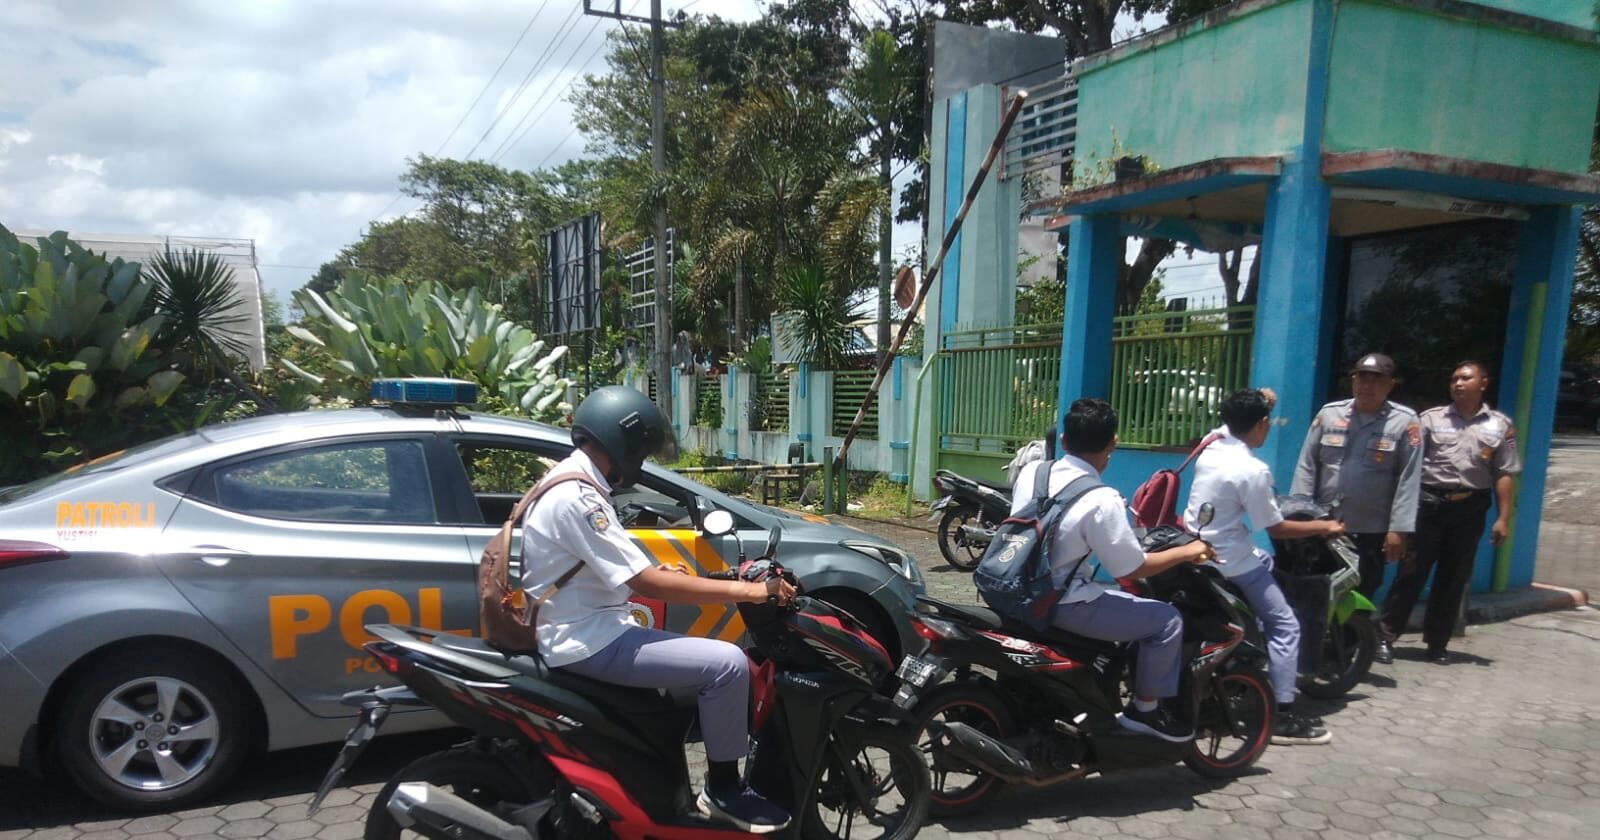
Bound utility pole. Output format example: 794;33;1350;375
584;1;680;416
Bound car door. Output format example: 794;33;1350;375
155;435;476;719
438;434;749;644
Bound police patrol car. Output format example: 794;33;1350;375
0;379;925;810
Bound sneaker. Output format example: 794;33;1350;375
697;784;791;834
1117;703;1193;742
1374;639;1394;665
1272;712;1333;745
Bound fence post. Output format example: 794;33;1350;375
822;446;834;515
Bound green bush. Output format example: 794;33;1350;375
0;226;212;483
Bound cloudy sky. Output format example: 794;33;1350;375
0;0;766;307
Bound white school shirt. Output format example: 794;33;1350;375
1010;455;1147;603
1183;426;1284;578
520;449;655;666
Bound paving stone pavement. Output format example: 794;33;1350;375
4;512;1599;839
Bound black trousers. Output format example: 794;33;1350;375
1379;494;1492;649
1348;532;1390;601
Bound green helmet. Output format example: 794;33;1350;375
571;386;679;487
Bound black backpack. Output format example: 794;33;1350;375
973;461;1104;631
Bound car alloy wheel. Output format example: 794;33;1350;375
87;675;221;791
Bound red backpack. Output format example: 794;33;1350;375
1129;432;1220;531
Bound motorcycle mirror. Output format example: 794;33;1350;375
702;510;735;537
761;524;783;559
1196;502;1215;528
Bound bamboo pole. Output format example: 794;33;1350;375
828;91;1030;506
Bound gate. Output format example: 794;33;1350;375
934;323;1063;483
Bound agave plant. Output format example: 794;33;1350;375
286;274;572;421
0;225;203;482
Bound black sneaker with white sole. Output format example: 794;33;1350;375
1272;712;1333;745
1117;703;1194;742
697;784;791;833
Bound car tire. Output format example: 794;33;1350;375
57;648;252;811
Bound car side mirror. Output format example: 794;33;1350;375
702;510;735;537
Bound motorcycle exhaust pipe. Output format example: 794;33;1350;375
928;722;1087;786
387;782;534;840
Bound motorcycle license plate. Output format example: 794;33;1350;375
896;655;941;689
308;703;390;815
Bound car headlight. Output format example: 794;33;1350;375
841;541;923;585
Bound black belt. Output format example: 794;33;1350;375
1422;485;1489;503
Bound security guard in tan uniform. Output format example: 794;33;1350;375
1377;361;1519;664
1290;353;1422;600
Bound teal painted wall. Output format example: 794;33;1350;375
1073;0;1313;177
1326;1;1600;174
1473;0;1595;29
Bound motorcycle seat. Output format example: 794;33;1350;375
431;635;684;714
916;596;1004;631
915;597;1123;657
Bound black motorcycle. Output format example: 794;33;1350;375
896;510;1275;817
928;469;1012;571
309;512;930;840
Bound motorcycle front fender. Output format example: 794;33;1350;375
1334;590;1377;624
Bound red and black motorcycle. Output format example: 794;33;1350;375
896;515;1275;817
309;513;930;840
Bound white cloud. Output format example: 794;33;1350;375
0;0;764;306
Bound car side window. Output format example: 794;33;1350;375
454;442;559;525
205;440;436;524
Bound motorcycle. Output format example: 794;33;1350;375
1264;495;1379;699
308;511;931;840
897;507;1275;817
928;469;1012;571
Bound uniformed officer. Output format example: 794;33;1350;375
521;386;796;833
1377;361;1520;664
1290;353;1422;599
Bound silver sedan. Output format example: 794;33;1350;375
0;406;925;810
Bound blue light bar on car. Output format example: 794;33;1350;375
370;378;479;406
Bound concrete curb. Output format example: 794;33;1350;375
1466;582;1590;625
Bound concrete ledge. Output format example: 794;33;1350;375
1466;583;1590;625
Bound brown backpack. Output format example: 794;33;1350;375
479;469;606;651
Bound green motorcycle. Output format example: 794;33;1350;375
1269;496;1379;700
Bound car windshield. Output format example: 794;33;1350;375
0;430;209;503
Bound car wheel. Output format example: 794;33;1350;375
57;648;251;811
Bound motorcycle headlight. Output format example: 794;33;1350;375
841;541;923;585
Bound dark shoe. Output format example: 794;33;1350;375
1118;703;1193;743
1271;712;1333;746
698;784;791;833
1426;646;1451;664
1374;639;1394;665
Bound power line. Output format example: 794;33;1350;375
368;2;555;222
488;15;609;163
494;22;622;165
459;4;586;160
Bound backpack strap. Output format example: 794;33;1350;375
1174;431;1223;474
1031;456;1054;502
507;469;610;607
1044;473;1109;593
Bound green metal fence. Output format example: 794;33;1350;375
1110;306;1255;447
694;375;722;427
938;323;1063;456
752;370;790;432
831;370;879;438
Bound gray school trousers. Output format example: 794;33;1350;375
558;625;750;762
1050;589;1183;699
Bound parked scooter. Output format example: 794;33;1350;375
928;470;1012;571
896;508;1275;817
309;511;930;840
1264;495;1378;699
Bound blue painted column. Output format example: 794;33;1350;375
1489;206;1582;592
1253;0;1335;484
1056;214;1121;410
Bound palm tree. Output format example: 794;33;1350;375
843;31;910;365
144;245;276;411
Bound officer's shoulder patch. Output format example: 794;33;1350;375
1407;422;1421;448
585;505;610;533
